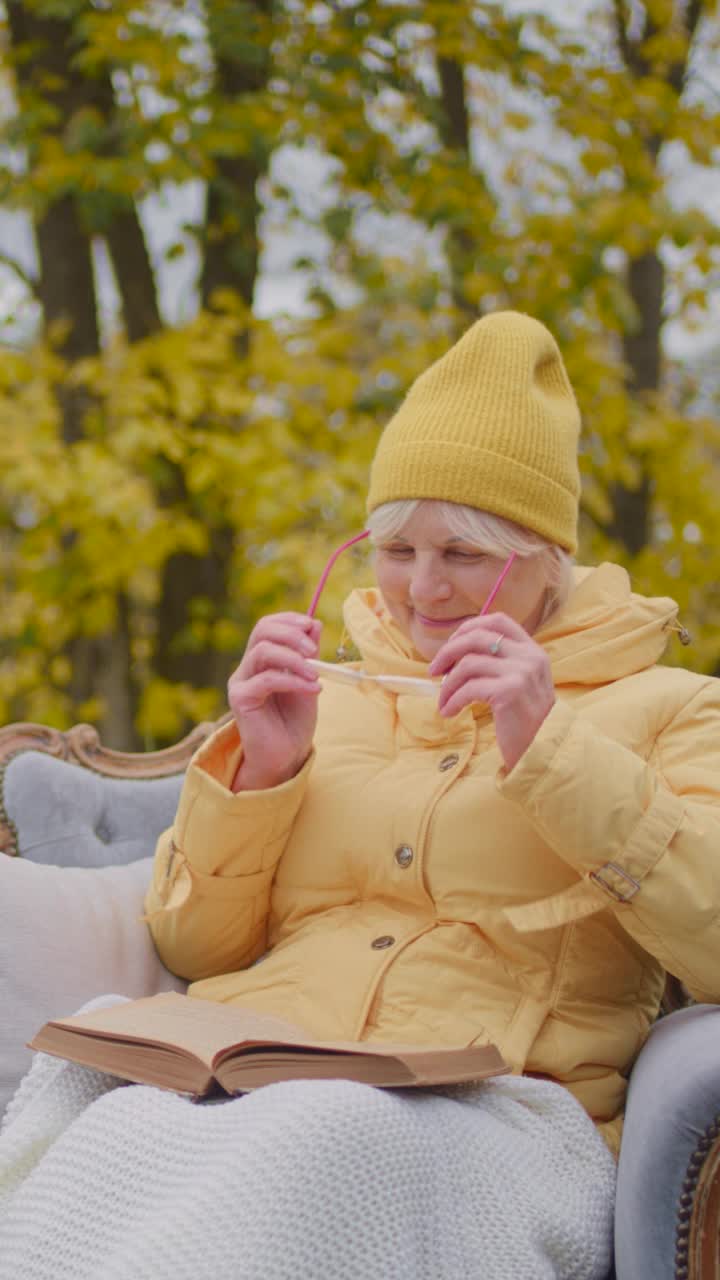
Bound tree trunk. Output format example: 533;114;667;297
437;57;483;320
6;2;147;747
69;606;137;750
202;155;262;322
105;206;163;344
152;0;274;740
622;251;665;396
154;530;236;692
608;251;664;554
34;195;100;444
608;1;701;558
200;0;273;320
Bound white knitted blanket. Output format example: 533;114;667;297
0;1006;616;1280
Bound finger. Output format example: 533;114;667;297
429;627;521;676
248;614;322;650
437;673;509;718
252;611;321;631
230;670;321;714
436;653;519;708
227;625;319;687
435;670;512;721
236;640;318;683
455;611;529;642
429;609;532;665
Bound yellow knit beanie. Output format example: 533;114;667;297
366;311;581;554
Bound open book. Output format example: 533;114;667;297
29;992;509;1099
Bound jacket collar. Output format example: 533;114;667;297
534;563;678;685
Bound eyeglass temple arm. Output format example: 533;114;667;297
307;537;515;620
307;530;371;618
479;551;517;615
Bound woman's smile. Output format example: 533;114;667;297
414;610;474;629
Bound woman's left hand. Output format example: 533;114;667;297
428;612;555;772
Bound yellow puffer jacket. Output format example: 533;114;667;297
146;563;720;1154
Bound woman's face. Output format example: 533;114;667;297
374;502;549;661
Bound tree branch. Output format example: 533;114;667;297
0;252;38;298
685;0;705;43
437;57;470;154
666;0;706;96
612;0;635;72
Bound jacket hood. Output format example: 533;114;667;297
343;562;679;688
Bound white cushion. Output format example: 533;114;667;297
0;856;186;1118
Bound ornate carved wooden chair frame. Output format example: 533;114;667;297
0;718;226;857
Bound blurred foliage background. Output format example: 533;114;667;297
0;0;718;748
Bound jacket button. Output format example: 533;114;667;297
439;753;460;771
371;935;395;950
394;844;414;868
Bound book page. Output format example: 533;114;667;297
218;1045;508;1092
219;1050;415;1092
45;993;313;1067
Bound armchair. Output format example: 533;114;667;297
0;719;718;1280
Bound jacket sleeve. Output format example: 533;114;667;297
497;681;720;1002
144;721;313;981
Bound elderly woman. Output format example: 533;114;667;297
3;311;720;1280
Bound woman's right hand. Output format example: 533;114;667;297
227;612;322;792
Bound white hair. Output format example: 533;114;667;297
366;499;573;627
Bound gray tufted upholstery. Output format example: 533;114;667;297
615;1003;720;1279
2;751;184;867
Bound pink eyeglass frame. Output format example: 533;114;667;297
305;533;516;696
307;530;516;621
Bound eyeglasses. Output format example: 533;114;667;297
307;530;371;618
307;533;517;698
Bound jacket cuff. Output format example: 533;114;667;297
497;701;685;930
193;719;246;791
171;721;314;878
